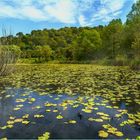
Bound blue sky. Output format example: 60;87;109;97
0;0;137;36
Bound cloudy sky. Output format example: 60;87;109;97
0;0;137;35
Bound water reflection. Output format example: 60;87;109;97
0;87;139;139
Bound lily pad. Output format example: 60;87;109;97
98;130;109;138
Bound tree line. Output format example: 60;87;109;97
0;0;140;67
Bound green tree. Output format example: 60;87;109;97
124;0;140;58
74;29;102;60
102;19;123;59
132;32;140;59
35;45;52;62
127;0;140;24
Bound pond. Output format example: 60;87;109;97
0;64;140;139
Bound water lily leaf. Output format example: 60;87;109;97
56;115;63;119
7;120;14;125
82;108;92;113
13;107;21;111
16;104;23;108
28;98;36;102
22;120;30;125
102;124;111;129
14;118;23;123
127;119;135;124
93;107;98;110
115;114;122;118
9;116;15;120
72;104;79;108
68;120;76;124
1;137;7;140
136;136;140;140
115;131;123;137
54;98;59;100
5;95;11;98
38;132;50;140
45;103;57;107
63;107;67;110
32;106;41;109
22;114;29;119
16;98;26;103
98;130;108;138
1;126;7;130
53;110;58;113
88;118;94;121
89;118;103;122
7;125;13;128
59;102;67;107
34;114;44;118
106;106;112;108
97;112;109;117
101;116;110;120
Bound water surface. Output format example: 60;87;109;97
0;64;139;139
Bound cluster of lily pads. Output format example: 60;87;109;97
0;64;139;139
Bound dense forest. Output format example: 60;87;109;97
0;0;140;67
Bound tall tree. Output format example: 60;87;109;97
102;19;123;59
124;0;140;58
73;29;102;60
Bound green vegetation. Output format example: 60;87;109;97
38;132;50;140
0;2;139;139
0;0;140;69
0;45;20;76
0;1;139;138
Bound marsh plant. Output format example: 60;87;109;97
0;45;21;76
0;28;21;76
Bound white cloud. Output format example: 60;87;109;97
91;0;127;23
0;0;130;25
44;0;77;24
79;15;87;26
0;1;18;18
20;6;46;21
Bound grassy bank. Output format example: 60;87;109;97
17;58;140;70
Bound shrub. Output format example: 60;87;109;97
130;59;140;70
0;45;21;76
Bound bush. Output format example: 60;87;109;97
0;45;21;76
130;59;140;70
114;54;128;66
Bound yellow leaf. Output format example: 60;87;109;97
38;132;50;140
94;119;103;122
34;114;44;118
14;119;23;123
7;125;13;128
7;120;14;125
1;126;7;130
22;114;29;119
22;121;30;125
53;110;58;113
13;107;20;111
115;131;123;137
82;108;92;113
69;120;76;124
88;118;94;121
56;115;63;119
98;130;109;138
46;109;51;112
